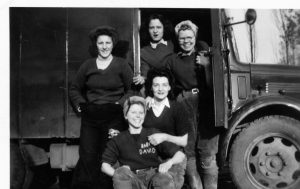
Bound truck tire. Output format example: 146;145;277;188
10;142;26;189
229;116;300;189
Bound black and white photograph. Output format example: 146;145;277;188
4;1;300;189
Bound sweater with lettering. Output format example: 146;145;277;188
102;128;180;171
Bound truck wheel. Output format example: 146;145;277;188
10;142;26;189
229;116;300;189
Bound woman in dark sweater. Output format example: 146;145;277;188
69;26;133;189
144;68;196;188
167;20;219;189
143;68;189;147
101;96;186;189
133;14;175;86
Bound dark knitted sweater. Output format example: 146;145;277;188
102;128;180;171
143;100;189;136
140;41;174;77
167;52;206;94
69;57;133;109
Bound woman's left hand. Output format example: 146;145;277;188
108;129;120;138
148;133;167;146
158;160;173;173
196;52;210;67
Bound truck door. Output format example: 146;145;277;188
210;9;228;128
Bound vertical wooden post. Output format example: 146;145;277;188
211;9;227;128
132;9;141;77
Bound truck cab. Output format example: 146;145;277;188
216;9;300;189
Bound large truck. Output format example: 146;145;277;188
10;8;300;189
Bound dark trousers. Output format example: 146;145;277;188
177;92;219;158
113;162;185;189
177;92;202;189
197;93;220;189
71;103;126;189
177;92;199;158
177;91;220;189
197;93;219;158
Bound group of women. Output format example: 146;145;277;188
69;13;220;189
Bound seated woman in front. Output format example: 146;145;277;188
101;96;186;189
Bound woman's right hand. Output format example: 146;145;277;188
133;75;145;85
158;160;173;173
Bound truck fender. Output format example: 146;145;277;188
219;95;300;165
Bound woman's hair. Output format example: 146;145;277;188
174;20;198;38
123;96;146;116
140;14;174;47
88;26;119;57
145;68;175;100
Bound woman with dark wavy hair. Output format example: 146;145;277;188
142;68;190;188
69;26;133;189
133;14;175;86
144;68;189;147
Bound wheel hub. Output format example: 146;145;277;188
247;135;300;188
266;155;283;172
258;151;286;179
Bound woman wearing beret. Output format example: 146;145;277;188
69;26;133;189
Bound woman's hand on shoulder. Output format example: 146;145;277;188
145;96;153;109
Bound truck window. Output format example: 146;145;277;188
225;9;300;66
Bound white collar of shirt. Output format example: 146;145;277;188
178;48;195;57
150;39;168;49
150;98;170;117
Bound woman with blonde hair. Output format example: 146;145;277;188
166;20;219;189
